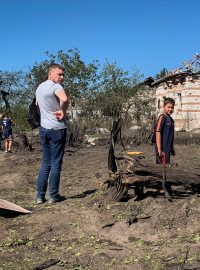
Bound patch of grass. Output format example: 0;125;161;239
149;262;165;270
0;234;33;252
73;266;85;270
104;258;117;266
89;189;103;199
124;256;139;264
58;260;68;266
0;263;16;270
133;239;145;247
191;232;200;241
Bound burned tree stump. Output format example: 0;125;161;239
103;118;128;201
103;119;200;202
103;172;128;201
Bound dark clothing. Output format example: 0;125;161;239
0;129;2;149
2;118;13;140
3;129;13;140
2;118;12;130
37;127;67;200
154;113;174;164
36;79;67;202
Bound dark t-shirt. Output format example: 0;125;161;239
155;113;174;155
2;118;12;131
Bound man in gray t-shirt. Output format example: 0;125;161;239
36;63;69;204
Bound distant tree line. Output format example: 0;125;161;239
0;48;155;132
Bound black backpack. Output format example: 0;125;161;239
27;97;40;129
150;128;156;144
149;116;158;144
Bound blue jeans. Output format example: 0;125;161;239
37;127;67;199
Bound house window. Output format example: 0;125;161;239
178;93;182;109
158;99;160;109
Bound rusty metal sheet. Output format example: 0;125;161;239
0;199;31;214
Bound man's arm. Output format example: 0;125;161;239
54;90;70;120
155;114;164;156
156;131;162;156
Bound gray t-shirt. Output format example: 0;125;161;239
36;80;67;130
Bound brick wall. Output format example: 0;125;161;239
155;77;200;130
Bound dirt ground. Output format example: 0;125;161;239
1;136;200;270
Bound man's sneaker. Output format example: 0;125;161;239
36;198;46;204
4;150;8;153
49;194;66;204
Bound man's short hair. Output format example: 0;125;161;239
163;97;175;106
48;63;65;73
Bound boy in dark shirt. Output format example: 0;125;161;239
155;97;175;164
1;114;13;153
154;97;175;198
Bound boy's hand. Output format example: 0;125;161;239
158;151;166;165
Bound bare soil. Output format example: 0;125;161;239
1;138;200;270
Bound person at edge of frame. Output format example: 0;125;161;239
35;63;69;204
0;114;3;150
155;97;175;192
1;113;13;153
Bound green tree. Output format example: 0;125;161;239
96;61;142;119
0;70;30;130
155;68;168;79
0;48;155;133
28;48;99;107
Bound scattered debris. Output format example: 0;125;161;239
127;215;151;226
180;246;190;270
102;222;115;229
0;199;31;217
32;259;60;270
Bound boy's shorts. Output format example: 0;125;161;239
3;130;13;140
156;153;170;164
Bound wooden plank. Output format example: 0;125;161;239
0;199;31;214
126;151;145;155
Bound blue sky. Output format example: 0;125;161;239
0;0;199;78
